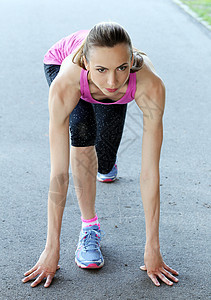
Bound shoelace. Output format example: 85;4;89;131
80;229;105;251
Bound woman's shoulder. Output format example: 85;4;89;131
49;56;82;114
49;55;83;111
135;55;164;98
134;55;165;116
136;55;162;81
54;54;82;90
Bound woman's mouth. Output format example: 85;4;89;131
105;88;118;93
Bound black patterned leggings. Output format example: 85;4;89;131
44;64;127;174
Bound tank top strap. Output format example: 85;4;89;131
80;68;89;99
129;72;136;100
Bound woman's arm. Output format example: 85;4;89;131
22;74;81;288
47;74;81;244
46;81;72;247
135;75;179;286
138;79;164;248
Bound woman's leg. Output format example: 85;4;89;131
69;100;98;220
70;100;104;269
93;104;127;174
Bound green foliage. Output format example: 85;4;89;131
181;0;211;26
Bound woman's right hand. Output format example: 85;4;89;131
22;247;60;288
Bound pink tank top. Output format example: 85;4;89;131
44;30;136;105
43;30;89;65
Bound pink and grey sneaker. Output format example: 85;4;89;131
75;225;104;269
97;163;118;182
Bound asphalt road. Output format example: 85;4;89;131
0;0;210;299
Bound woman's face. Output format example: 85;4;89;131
84;43;133;96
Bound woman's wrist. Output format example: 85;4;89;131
145;235;160;250
45;238;60;251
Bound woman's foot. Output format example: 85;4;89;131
97;163;118;182
75;225;104;268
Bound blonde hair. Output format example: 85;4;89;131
72;22;146;72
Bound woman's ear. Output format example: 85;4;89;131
83;55;89;70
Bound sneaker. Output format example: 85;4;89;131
75;225;104;269
97;163;118;182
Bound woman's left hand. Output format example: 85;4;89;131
140;246;179;286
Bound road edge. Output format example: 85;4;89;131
172;0;211;32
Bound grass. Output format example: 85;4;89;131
181;0;211;26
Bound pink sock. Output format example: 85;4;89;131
81;214;100;229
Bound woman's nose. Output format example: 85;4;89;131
107;72;117;87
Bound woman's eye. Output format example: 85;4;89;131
118;66;127;71
97;68;106;73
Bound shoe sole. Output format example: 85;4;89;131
97;177;117;183
75;258;104;269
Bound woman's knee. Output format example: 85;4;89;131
70;120;97;147
44;64;61;87
69;100;97;147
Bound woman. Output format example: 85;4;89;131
22;22;179;288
